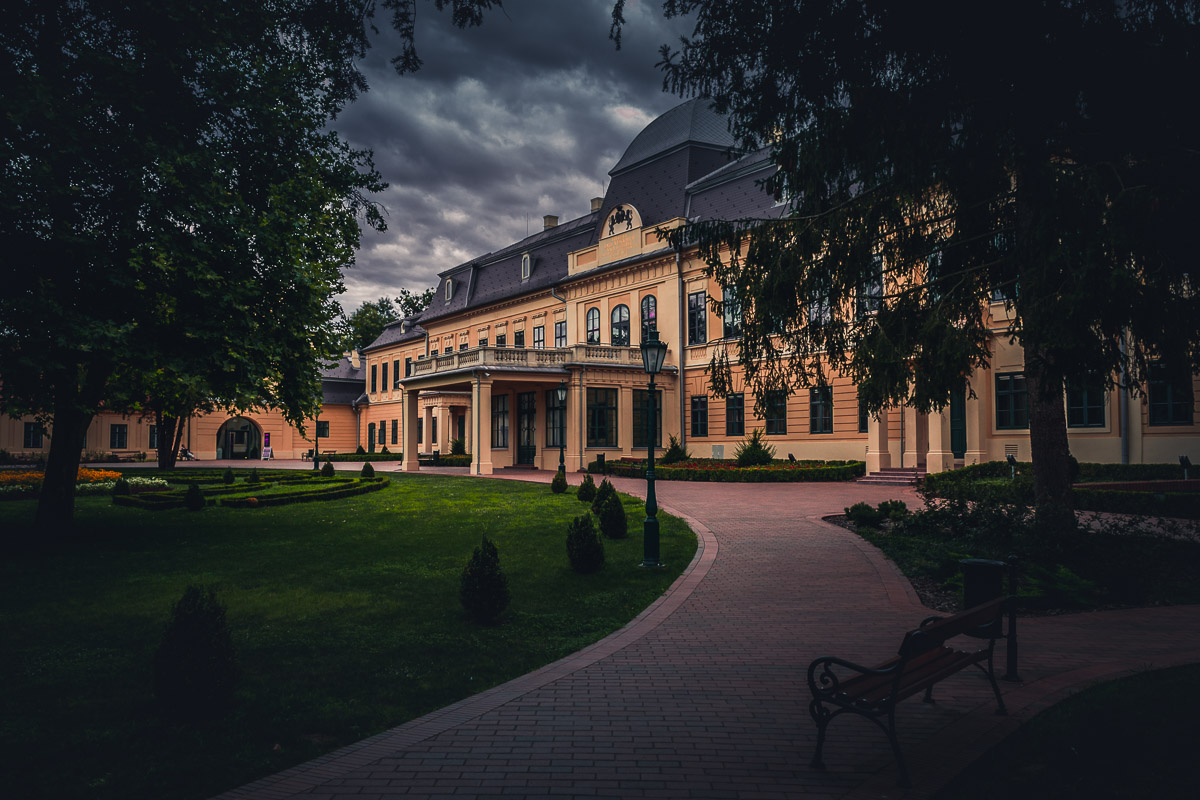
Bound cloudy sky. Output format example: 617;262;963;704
330;0;695;314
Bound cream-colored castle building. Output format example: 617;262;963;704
4;100;1197;472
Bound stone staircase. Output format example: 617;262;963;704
857;466;927;486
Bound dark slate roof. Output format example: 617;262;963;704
609;98;737;176
320;354;364;381
685;148;786;223
417;211;598;325
364;317;427;352
322;381;364;406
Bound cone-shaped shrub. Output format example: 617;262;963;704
222;467;235;484
597;492;628;539
380;445;390;454
550;471;568;494
247;468;260;484
566;514;604;573
361;461;375;477
184;482;205;512
577;473;597;503
590;478;616;515
460;536;510;624
154;585;237;722
734;428;776;466
356;444;366;455
661;434;691;465
111;477;132;496
320;461;335;477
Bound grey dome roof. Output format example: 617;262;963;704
609;98;736;176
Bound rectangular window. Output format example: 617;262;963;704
378;423;386;445
554;320;567;347
546;389;565;447
110;423;128;450
432;417;437;445
417;419;423;444
1149;363;1194;426
858;394;870;433
995;373;1029;430
765;391;788;436
393;359;401;389
479;336;488;347
405;357;412;377
391;419;399;445
514;329;525;348
495;333;507;348
533;325;545;349
691;396;709;436
722;286;742;339
633;389;662;448
491;395;509;447
1067;379;1106;428
23;422;44;449
688;290;707;345
810;387;833;434
148;425;158;450
726;393;745;437
586;388;618;448
809;293;831;327
858;254;883;318
459;342;468;351
431;349;438;357
316;420;330;438
370;364;378;394
381;362;388;392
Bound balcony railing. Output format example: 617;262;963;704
407;344;672;379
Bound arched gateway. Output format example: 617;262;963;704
215;417;262;460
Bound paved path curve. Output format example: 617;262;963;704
213;468;1200;799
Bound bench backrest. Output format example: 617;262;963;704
898;597;1006;658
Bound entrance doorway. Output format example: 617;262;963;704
215;417;262;460
517;392;536;465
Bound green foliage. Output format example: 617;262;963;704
577;473;597;503
566;514;605;573
111;477;132;497
246;468;260;484
591;478;616;515
221;468;235;485
184;483;204;512
379;445;390;454
459;536;510;624
550;471;568;494
321;461;336;478
153;585;236;722
661;434;691;465
599;458;866;482
343;297;399;353
597;493;628;540
361;461;375;478
734;429;775;467
845;501;884;527
449;437;467;455
356;445;366;455
878;499;909;520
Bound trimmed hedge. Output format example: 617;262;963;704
220;477;388;508
589;458;865;482
319;453;400;462
1074;488;1200;520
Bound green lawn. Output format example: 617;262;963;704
0;472;696;800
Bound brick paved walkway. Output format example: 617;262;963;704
212;469;1200;799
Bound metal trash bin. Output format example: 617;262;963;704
960;558;1006;637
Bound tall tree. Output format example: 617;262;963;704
0;0;497;528
344;297;402;353
396;286;435;318
614;0;1200;529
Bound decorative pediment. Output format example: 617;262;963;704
602;204;642;239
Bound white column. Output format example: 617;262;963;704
474;378;494;475
402;389;420;472
866;408;891;473
926;409;953;474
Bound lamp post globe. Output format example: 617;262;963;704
639;331;667;568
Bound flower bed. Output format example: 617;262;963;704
589;457;865;482
0;468;127;499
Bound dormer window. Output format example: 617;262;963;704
521;252;531;280
444;278;453;301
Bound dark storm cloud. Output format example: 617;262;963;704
330;0;696;312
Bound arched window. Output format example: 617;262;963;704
586;307;600;344
641;295;657;340
611;304;630;346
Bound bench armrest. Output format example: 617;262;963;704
807;655;898;696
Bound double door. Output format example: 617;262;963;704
517;392;536;465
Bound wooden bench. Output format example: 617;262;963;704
110;450;142;462
807;597;1009;787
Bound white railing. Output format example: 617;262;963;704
406;345;671;378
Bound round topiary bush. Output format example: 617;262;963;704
550;470;568;494
597;492;628;539
320;461;335;477
361;461;375;477
111;477;132;496
460;536;510;624
590;478;616;515
566;514;604;573
153;585;237;722
577;473;597;503
222;467;235;484
184;482;205;512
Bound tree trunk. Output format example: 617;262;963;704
156;411;180;469
1025;354;1075;532
35;401;93;533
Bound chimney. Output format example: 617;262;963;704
590;197;603;212
348;349;360;369
543;214;558;230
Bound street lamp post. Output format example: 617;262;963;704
312;411;321;471
639;330;668;568
556;380;567;475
